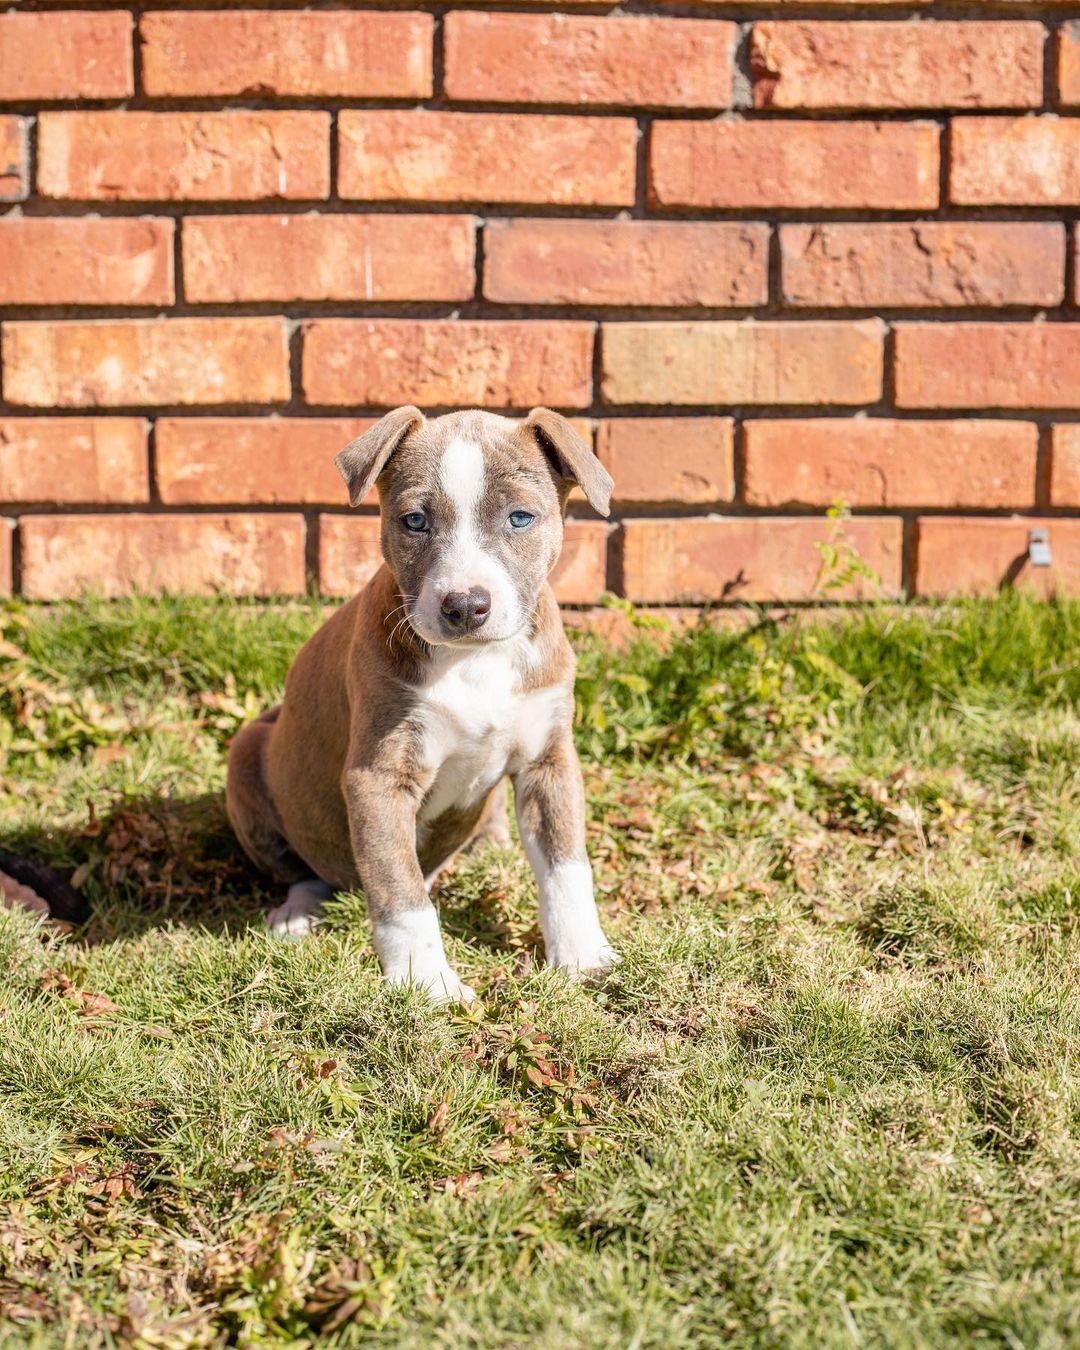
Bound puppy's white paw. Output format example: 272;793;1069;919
387;965;476;1004
548;942;620;980
267;881;330;940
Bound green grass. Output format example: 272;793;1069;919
0;593;1079;1347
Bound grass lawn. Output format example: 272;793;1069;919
0;594;1078;1347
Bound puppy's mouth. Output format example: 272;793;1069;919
413;616;524;649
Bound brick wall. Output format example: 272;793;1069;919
1;3;1079;605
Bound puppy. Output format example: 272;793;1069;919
226;407;617;1001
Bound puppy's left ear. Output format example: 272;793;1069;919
335;405;425;507
523;408;613;518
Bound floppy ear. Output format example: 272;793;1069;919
335;406;424;507
523;407;613;518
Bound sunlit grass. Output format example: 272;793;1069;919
0;594;1078;1346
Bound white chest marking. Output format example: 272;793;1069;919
415;641;564;824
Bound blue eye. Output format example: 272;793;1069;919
401;511;429;533
509;511;535;530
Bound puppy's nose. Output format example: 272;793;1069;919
441;587;491;633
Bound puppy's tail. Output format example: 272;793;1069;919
0;849;89;925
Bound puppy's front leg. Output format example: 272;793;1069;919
343;766;474;1003
513;730;616;976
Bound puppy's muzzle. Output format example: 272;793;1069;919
440;587;491;635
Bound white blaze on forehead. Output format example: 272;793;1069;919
410;435;523;644
439;437;486;529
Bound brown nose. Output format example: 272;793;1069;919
441;587;491;633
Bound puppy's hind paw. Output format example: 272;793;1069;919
267;881;331;940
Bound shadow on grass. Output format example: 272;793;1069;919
1;791;272;942
2;789;526;955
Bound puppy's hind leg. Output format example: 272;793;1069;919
227;711;332;939
267;879;333;940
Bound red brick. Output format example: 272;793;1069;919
0;12;133;101
140;11;431;99
0;520;12;597
0;218;174;307
552;522;609;604
0;418;148;504
0;116;27;201
895;324;1080;410
37;111;329;202
338;111;636;208
3;319;289;409
484;221;768;308
20;514;306;601
657;0;932;6
751;21;1042;111
318;516;383;598
319;515;606;602
622;517;902;604
951;117;1080;206
182;215;475;304
302;320;594;410
743;419;1037;508
1050;425;1080;506
596;419;734;504
601;321;883;407
1057;23;1080;106
157;418;371;506
779;223;1064;308
916;518;1080;599
650;120;938;210
444;13;734;109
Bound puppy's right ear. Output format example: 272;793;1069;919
335;406;424;507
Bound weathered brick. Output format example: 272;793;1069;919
37;111;329;202
650;120;938;210
596;419;734;503
0;116;27;201
484;221;768;308
601;321;883;407
657;0;932;6
21;514;306;601
0;12;133;102
916;518;1080;598
1057;22;1080;106
303;320;595;410
622;517;903;603
895;324;1080;410
319;515;606;602
1075;226;1080;304
743;418;1038;508
552;521;609;603
318;516;382;598
3;319;289;409
751;21;1042;110
140;11;431;99
1050;425;1080;506
444;13;734;109
951;117;1080;205
779;223;1064;308
183;215;475;304
0;520;12;597
0;418;148;503
339;111;636;207
0;218;174;307
157;418;370;506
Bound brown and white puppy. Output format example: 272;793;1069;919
225;407;617;1001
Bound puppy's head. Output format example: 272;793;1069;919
335;408;612;646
